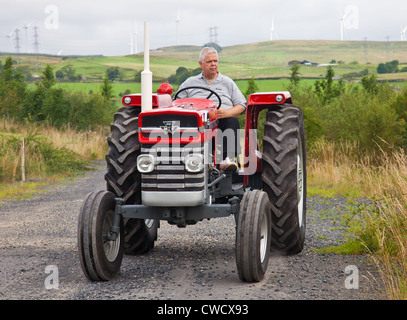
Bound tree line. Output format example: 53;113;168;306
287;63;407;153
0;57;115;130
377;60;407;74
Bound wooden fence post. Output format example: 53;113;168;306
21;138;25;182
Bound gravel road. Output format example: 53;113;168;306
0;161;383;300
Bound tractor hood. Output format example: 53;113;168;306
132;95;218;145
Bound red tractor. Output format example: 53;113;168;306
77;81;306;283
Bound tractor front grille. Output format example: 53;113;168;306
141;144;205;192
140;114;200;140
141;114;198;128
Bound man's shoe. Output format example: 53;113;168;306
219;157;237;172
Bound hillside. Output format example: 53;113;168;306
3;40;407;82
153;40;407;80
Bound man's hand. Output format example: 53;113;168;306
217;105;245;119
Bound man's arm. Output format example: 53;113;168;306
217;104;245;119
218;79;246;118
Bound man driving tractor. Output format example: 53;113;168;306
176;47;247;172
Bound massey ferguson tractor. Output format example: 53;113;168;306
77;24;306;283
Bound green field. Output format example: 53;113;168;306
5;39;407;86
52;79;316;98
53;77;406;101
50;77;406;105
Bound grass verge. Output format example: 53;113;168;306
0;118;107;201
308;139;407;299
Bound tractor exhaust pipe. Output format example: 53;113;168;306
141;21;152;111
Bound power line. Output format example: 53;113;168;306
14;28;21;53
33;26;39;53
33;26;39;70
209;26;218;44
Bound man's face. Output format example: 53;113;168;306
199;53;218;79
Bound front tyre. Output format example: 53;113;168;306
236;190;272;282
78;190;124;281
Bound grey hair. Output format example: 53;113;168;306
199;47;218;63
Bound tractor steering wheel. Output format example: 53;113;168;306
174;86;222;109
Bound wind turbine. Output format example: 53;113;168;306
129;20;138;54
130;33;134;54
133;20;138;54
270;17;274;41
14;28;21;53
6;28;16;52
340;10;351;41
176;10;180;45
400;25;407;41
269;17;280;41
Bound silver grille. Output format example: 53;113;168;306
141;144;205;192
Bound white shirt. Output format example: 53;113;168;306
177;72;247;111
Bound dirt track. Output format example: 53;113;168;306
0;161;383;300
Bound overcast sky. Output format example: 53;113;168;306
1;0;407;56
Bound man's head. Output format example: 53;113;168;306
199;47;219;80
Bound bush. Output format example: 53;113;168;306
0;57;26;120
290;86;324;148
168;67;201;85
42;88;73;127
288;80;406;154
14;63;115;130
314;66;345;103
244;77;259;99
20;81;74;127
391;87;407;144
377;60;399;74
361;73;378;95
288;63;301;88
69;91;115;130
317;84;403;152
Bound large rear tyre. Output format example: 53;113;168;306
236;190;272;282
78;190;124;281
262;104;306;255
105;106;158;255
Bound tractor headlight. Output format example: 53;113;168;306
137;154;155;173
275;94;284;103
185;154;204;173
123;96;132;105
